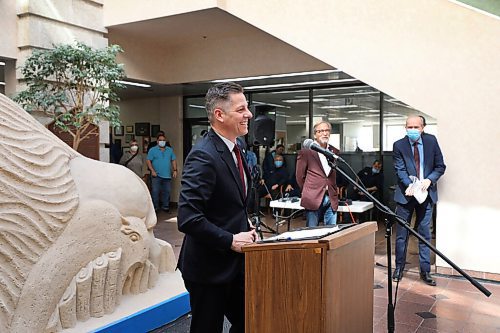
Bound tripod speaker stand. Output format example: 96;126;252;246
249;168;276;240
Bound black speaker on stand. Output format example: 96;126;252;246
249;105;275;147
248;104;277;239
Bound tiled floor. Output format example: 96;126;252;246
153;209;500;332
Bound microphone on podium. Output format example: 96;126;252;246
302;139;344;163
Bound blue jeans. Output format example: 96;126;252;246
151;176;172;211
305;194;337;227
395;197;434;273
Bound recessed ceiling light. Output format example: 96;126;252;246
211;69;342;83
116;80;151;88
346;110;377;114
332;105;358;109
282;98;328;103
0;61;5;66
253;101;291;109
286;120;307;124
243;78;359;90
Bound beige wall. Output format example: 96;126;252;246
0;1;17;59
103;0;216;26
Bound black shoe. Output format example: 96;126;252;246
420;272;436;286
392;267;403;282
162;208;170;213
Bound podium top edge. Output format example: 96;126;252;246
242;222;378;252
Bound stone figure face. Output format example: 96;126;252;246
0;93;172;332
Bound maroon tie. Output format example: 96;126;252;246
413;142;420;179
233;145;246;195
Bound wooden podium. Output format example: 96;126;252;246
242;222;377;333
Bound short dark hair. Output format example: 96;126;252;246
276;144;285;150
157;130;165;138
419;115;427;126
205;82;244;123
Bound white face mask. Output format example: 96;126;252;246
130;145;139;152
158;140;166;148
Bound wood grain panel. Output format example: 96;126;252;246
246;247;324;333
325;233;375;333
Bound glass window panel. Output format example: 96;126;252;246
185;97;206;118
313;86;381;152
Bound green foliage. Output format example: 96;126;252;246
15;42;126;150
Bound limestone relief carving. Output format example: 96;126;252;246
0;94;176;332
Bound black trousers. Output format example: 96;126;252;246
184;273;245;333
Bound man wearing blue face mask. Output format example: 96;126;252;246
257;154;289;200
147;134;178;213
352;160;384;201
392;115;446;286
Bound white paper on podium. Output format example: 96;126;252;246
263;226;340;242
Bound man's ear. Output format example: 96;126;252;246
214;108;224;123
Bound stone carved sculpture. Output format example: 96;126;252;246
0;94;176;332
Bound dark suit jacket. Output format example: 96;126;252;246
296;145;340;211
177;129;251;284
393;133;446;205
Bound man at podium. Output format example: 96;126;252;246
177;82;257;333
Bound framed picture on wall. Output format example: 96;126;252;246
125;134;134;144
142;136;150;153
114;126;124;136
135;122;150;136
151;124;161;138
126;125;134;134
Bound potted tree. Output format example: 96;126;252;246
15;42;126;151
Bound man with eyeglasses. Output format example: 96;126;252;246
296;121;340;227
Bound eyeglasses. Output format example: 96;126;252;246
315;129;331;134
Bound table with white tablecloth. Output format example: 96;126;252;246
269;199;374;233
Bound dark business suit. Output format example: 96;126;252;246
177;129;250;333
393;132;446;273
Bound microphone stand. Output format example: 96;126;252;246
250;167;275;240
326;158;491;333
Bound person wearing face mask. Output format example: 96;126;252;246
296;121;341;227
262;144;286;181
254;154;290;201
119;139;145;178
147;130;172;153
352;160;384;201
392;115;446;287
147;134;177;213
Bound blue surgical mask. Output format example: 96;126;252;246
372;167;380;174
158;140;166;148
406;129;421;142
274;161;283;168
